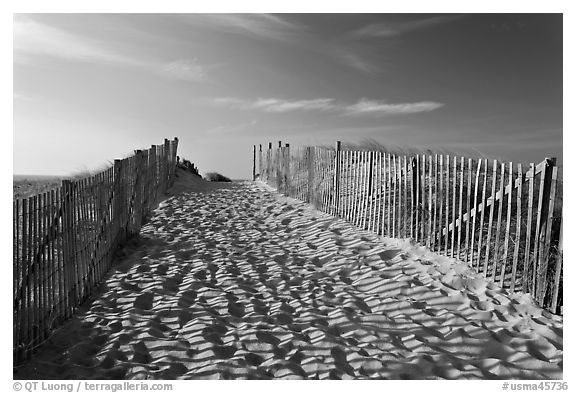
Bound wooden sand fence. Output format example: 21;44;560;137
13;138;179;363
254;141;563;315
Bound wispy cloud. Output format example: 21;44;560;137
333;50;381;75
212;97;444;116
353;15;463;38
343;99;445;116
13;16;143;66
187;14;303;42
212;97;337;113
161;59;215;82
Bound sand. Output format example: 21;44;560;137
14;171;563;380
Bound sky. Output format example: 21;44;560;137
13;13;563;179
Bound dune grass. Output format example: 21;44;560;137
204;172;232;182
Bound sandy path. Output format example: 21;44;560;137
14;177;563;380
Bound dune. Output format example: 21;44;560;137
14;170;563;380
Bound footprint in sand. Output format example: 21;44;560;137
378;249;402;261
228;301;246;318
134;292;155;310
202;327;224;345
256;330;280;346
177;290;197;308
245;352;264;366
213;345;238;359
155;263;169;275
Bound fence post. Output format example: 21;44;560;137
551;215;563;313
132;150;144;233
112;160;124;246
411;156;420;206
536;157;557;305
170;137;179;187
410;156;419;238
258;144;262;180
284;143;291;196
163;139;170;193
307;146;315;206
149;146;158;203
252;145;257;181
61;180;77;318
334;141;342;216
267;142;272;182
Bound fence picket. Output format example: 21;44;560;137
427;155;433;248
477;159;488;273
500;163;514;287
432;155;438;251
492;163;506;281
451;157;458;257
538;164;558;303
511;163;524;292
457;157;465;260
464;159;472;263
403;156;410;238
444;155;450;254
484;160;498;277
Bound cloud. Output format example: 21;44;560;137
161;59;214;82
343;99;445;116
333;50;381;75
353;15;463;38
13;16;143;66
186;14;303;42
212;97;337;113
213;97;444;116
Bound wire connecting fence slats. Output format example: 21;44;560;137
255;142;563;315
13;138;179;364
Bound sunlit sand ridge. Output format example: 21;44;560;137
15;172;563;380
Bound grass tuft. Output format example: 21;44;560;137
204;172;232;182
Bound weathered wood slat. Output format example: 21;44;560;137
414;155;419;242
386;153;393;236
367;152;374;231
551;217;562;313
403;156;408;239
537;164;558;303
40;192;47;341
427;155;433;248
420;155;425;241
469;160;481;266
533;160;547;295
391;155;396;238
444;155;451;254
464;158;473;263
451;157;458;257
23;198;30;356
438;154;445;252
457;157;465;260
353;150;360;224
484;160;498;277
432;155;438;251
511;163;524;292
492;163;506;282
522;163;535;292
500;163;514;287
363;151;370;229
14;199;21;359
476;159;488;272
